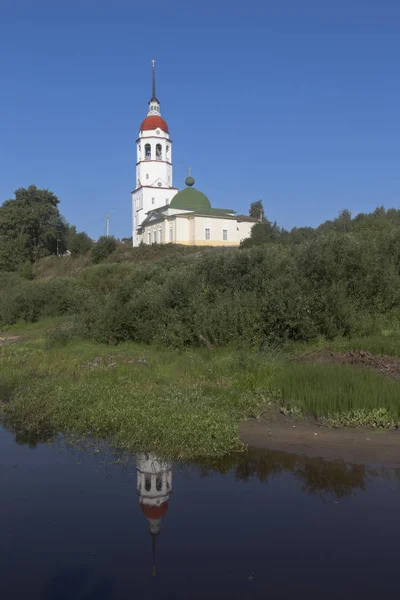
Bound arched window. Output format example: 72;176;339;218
145;474;151;492
156;144;162;160
156;475;162;491
145;144;151;159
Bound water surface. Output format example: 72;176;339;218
1;425;399;599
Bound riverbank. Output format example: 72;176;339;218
1;320;400;460
241;417;400;468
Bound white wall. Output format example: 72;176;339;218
193;216;238;245
237;221;255;243
140;215;257;247
133;126;177;246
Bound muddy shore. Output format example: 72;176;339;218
240;417;400;467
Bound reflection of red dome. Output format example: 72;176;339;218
140;116;169;133
141;502;168;519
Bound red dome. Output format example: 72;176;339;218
140;115;169;134
141;502;168;520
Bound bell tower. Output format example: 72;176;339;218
131;60;178;246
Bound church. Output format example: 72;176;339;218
131;61;258;247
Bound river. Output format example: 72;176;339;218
1;424;399;599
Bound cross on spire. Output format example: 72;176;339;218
188;166;192;176
151;58;157;101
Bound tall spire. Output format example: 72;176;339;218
151;58;158;102
152;534;157;577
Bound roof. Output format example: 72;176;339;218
236;215;260;222
170;186;211;211
141;502;168;520
140;115;169;134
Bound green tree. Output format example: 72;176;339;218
91;236;118;264
0;185;67;270
241;221;283;248
67;226;93;257
249;200;266;222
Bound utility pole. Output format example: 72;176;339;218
106;211;111;237
56;223;61;256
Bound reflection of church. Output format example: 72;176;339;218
136;453;172;576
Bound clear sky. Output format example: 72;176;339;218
1;0;399;239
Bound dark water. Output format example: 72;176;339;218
1;425;400;599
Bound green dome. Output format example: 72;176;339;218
170;177;211;211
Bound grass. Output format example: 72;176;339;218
275;363;400;427
1;320;400;459
326;334;400;357
0;325;280;459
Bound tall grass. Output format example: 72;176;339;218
327;334;400;357
275;363;400;427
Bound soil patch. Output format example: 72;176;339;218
0;335;22;347
295;349;400;380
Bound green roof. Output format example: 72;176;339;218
170;186;211;211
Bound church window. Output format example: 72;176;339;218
169;226;173;241
156;144;162;160
145;144;151;159
152;197;155;204
146;174;149;179
205;227;211;240
148;232;151;244
153;230;157;243
145;474;151;492
159;226;163;243
156;475;162;491
157;182;162;187
223;229;228;241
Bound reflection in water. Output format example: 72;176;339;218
197;447;370;501
136;453;173;576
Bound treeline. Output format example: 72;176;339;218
1;218;399;347
1;186;399;347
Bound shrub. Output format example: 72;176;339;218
91;236;118;264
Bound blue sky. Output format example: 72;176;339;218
1;0;399;239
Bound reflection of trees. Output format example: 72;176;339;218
6;417;398;500
194;447;369;501
12;426;55;449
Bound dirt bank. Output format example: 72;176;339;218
240;417;400;467
0;335;22;346
295;349;400;379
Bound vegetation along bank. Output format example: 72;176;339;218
1;186;400;458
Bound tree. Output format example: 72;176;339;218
241;221;283;248
67;226;93;257
249;200;266;222
91;236;118;264
0;185;67;269
334;209;352;233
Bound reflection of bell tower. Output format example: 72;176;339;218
137;453;173;576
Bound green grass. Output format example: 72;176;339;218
275;362;400;427
326;334;400;357
1;320;400;459
0;326;280;459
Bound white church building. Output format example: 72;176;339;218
131;61;258;247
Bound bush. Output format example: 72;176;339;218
91;236;118;264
